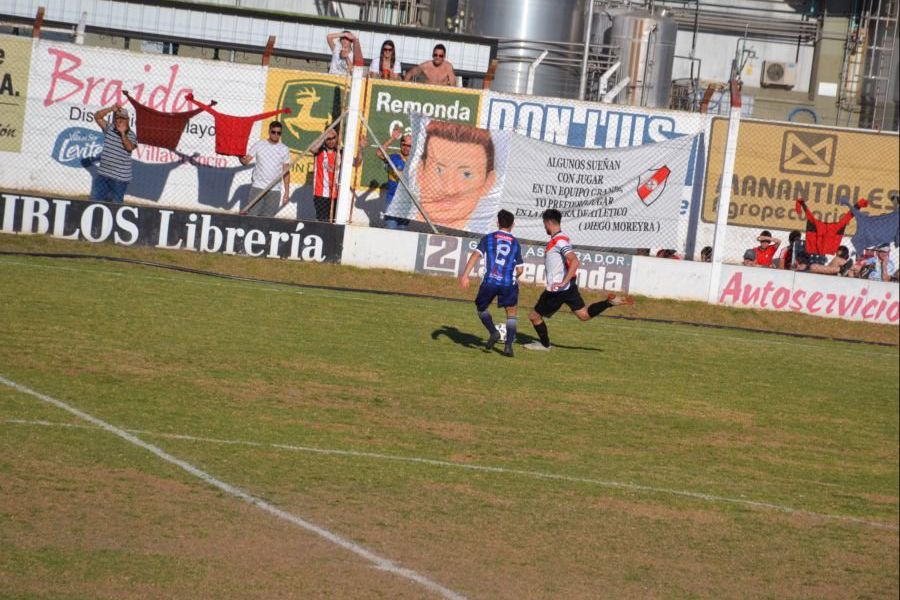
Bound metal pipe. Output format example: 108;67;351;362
640;23;658;107
603;76;631;102
579;0;596;101
599;61;621;96
527;50;549;94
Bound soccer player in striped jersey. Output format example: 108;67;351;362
459;209;524;357
524;209;633;351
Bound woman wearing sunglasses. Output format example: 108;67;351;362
369;39;401;80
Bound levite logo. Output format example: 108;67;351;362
52;127;103;166
780;130;837;176
276;79;343;150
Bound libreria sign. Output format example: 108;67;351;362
0;195;341;262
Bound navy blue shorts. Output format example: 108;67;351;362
475;282;519;311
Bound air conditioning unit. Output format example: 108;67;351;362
761;61;797;89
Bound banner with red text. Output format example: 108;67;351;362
0;36;268;212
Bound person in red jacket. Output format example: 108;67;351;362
795;197;865;263
742;230;782;268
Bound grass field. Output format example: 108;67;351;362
1;235;898;599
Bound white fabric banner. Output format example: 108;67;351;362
387;113;701;248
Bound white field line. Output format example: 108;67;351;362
2;257;894;358
3;417;897;533
0;377;467;600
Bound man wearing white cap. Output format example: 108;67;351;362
91;103;138;203
860;244;896;282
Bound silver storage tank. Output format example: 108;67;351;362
421;0;452;30
466;0;586;99
609;9;678;108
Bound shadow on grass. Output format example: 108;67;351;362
431;325;605;354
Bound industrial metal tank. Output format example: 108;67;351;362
465;0;587;99
608;8;678;108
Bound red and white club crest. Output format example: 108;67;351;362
637;165;671;206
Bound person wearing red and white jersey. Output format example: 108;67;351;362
524;209;633;352
310;129;340;222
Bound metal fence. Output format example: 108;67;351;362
1;29;898;272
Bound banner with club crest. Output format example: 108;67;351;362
386;113;703;248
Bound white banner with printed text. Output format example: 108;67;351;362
386;113;703;248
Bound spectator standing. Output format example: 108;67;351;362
861;244;896;282
699;246;712;262
403;44;456;86
459;210;524;357
239;120;291;216
310;129;340;222
376;125;412;230
743;230;781;268
90;103;138;203
326;30;362;76
369;40;401;80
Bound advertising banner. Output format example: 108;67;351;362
356;79;481;188
716;264;899;324
415;232;632;293
388;114;701;248
0;192;344;262
2;38;270;212
703;118;900;232
479;90;711;147
0;36;32;153
262;69;348;188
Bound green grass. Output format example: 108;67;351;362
0;249;898;599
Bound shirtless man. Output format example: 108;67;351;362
404;44;456;86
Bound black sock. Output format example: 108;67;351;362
505;317;517;349
533;320;550;347
478;310;496;335
587;300;611;318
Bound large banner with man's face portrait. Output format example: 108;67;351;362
387;114;702;248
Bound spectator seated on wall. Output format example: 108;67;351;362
777;230;803;270
369;39;401;80
403;44;456;86
858;243;897;282
798;245;855;277
742;230;781;268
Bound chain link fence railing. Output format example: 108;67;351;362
2;31;898;274
703;114;899;272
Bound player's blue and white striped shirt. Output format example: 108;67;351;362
97;117;137;182
476;230;523;287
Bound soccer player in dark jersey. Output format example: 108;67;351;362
459;209;524;357
524;209;633;351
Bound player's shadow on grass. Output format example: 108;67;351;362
431;326;485;349
431;325;604;353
